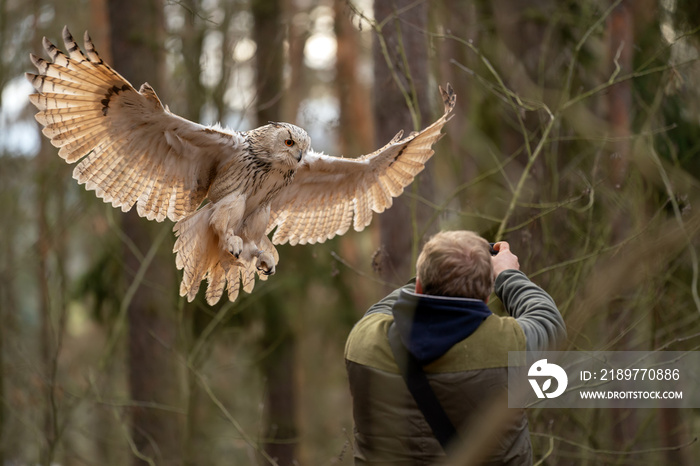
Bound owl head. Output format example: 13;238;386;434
247;122;311;168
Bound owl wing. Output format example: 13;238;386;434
26;26;244;223
266;84;456;246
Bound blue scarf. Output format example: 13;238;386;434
391;288;492;366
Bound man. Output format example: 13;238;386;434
345;231;566;465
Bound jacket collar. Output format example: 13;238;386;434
391;288;492;366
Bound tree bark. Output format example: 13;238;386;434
37;141;60;466
606;0;638;453
438;0;477;180
252;0;285;123
335;0;374;157
607;2;633;191
181;0;206;123
373;0;434;286
106;1;184;464
258;300;298;466
283;0;309;123
252;1;299;464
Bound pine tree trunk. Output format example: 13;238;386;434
106;1;184;464
252;1;299;464
335;0;374;157
37;141;57;466
605;0;638;452
373;0;434;286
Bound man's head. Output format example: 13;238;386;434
415;230;494;301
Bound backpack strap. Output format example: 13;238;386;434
387;323;458;451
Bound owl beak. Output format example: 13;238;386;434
296;150;303;162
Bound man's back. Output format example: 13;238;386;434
344;234;565;465
345;283;532;465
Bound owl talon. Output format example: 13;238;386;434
225;233;243;258
256;251;276;276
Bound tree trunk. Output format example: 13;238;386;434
181;0;206;123
283;0;309;123
335;0;374;157
252;0;285;124
252;1;299;464
606;0;638;453
373;0;434;286
36;141;55;465
106;1;184;464
258;300;298;466
0;170;15;466
607;2;633;191
489;0;553;257
437;0;479;185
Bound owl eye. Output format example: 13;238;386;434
284;139;295;147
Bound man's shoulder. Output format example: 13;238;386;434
364;281;416;317
345;312;399;373
425;314;526;373
344;312;527;374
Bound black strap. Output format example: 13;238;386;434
387;323;458;451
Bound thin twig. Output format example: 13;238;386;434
192;368;280;466
647;144;700;314
330;251;398;288
98;224;171;370
562;0;623;104
350;2;421;130
495;115;555;242
533;434;555;466
530;432;698;456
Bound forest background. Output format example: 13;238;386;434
1;0;699;464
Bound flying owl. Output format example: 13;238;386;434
27;27;456;305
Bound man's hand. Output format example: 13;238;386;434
492;241;520;278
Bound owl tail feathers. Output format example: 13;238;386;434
173;205;256;305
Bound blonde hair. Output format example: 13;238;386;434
416;231;494;300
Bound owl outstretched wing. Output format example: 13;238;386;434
266;84;456;246
26;26;244;222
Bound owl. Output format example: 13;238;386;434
27;27;456;305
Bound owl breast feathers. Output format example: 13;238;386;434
27;26;457;305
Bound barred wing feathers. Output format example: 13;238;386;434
267;84;456;246
26;26;244;223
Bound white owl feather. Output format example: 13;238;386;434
27;26;457;305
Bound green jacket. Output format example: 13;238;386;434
345;270;565;465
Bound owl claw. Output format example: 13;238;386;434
256;251;276;276
225;233;243;258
